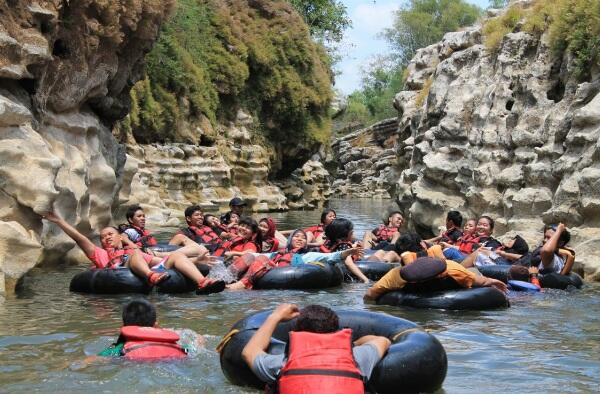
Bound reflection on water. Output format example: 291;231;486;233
0;199;598;393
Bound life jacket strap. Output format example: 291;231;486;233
280;369;363;380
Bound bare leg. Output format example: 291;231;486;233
128;249;153;278
168;234;209;263
382;251;401;263
367;250;386;261
163;251;206;284
461;251;478;268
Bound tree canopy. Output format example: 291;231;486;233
288;0;351;43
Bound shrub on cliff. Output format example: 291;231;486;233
483;0;599;81
125;0;333;151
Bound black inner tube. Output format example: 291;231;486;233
477;265;583;289
219;308;447;394
254;263;343;290
377;286;510;310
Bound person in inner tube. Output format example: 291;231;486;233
363;211;404;250
96;298;204;358
41;211;225;295
242;304;391;392
363;256;507;302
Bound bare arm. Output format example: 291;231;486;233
242;304;299;368
42;212;97;257
541;223;565;266
559;251;575;275
353;335;391;358
496;250;522;261
472;275;507;292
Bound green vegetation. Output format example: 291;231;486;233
289;0;351;44
124;0;333;149
483;0;599;81
336;0;481;132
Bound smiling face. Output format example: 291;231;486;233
230;213;240;224
463;219;477;234
237;223;254;240
206;215;220;227
323;211;336;225
186;209;204;227
388;213;404;228
290;231;308;249
128;209;146;229
100;227;122;249
258;220;270;236
476;217;493;236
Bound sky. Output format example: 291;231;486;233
335;0;491;94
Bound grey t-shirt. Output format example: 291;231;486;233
252;343;381;384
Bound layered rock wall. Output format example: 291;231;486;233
394;20;600;279
0;0;173;294
330;118;399;198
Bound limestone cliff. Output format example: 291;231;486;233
0;0;173;294
332;2;600;280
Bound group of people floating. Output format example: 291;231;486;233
41;197;577;391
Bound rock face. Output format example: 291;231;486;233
276;160;333;210
332;7;600;280
330;118;399;198
396;24;600;279
0;0;173;294
121;110;290;225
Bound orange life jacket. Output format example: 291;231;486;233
120;326;186;360
304;224;325;239
278;329;364;394
213;236;257;257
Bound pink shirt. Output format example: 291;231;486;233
87;246;153;269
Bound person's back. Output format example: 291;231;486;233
242;304;390;393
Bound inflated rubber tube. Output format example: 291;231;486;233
69;265;211;294
218;309;447;393
477;265;583;289
146;243;180;253
376;286;509;310
342;260;398;282
253;263;343;290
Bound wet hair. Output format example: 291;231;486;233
294;305;339;334
394;233;426;255
184;205;202;223
122;299;156;327
126;204;143;222
324;218;353;244
446;211;463;227
479;215;495;232
320;209;336;224
386;211;403;224
239;216;263;247
508;266;530;282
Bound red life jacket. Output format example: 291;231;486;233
372;225;398;243
104;248;130;269
213;236;257;257
457;234;479;254
124;225;158;248
320;240;355;260
120;326;186;360
182;226;221;245
270;251;294;267
304;224;324;239
278;329;364;394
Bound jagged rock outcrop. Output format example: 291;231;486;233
0;0;174;294
276;160;333;209
330;118;399;198
394;19;600;279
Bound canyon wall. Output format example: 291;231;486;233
332;5;600;280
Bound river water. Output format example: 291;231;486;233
0;199;598;393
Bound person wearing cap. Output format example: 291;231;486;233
221;197;247;225
363;256;507;302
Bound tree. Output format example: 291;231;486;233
289;0;352;43
382;0;482;67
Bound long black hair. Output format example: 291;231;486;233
239;216;263;248
324;218;353;244
320;208;336;224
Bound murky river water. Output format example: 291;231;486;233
0;199;598;393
